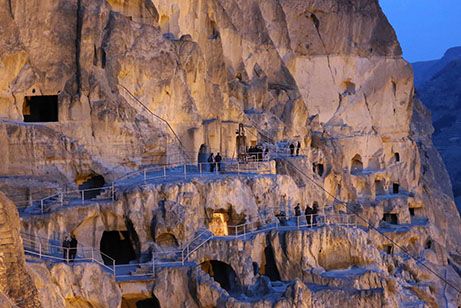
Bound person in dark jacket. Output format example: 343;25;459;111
296;141;301;156
70;234;78;262
208;153;215;172
62;236;71;261
294;203;301;217
312;203;319;225
215;153;222;172
289;143;295;156
305;205;313;227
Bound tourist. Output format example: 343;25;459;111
305;205;313;227
312;203;319;226
296;141;301;156
276;210;287;226
215;153;222;172
70;234;78;262
289;143;295;156
62;236;71;261
294;203;301;217
208;153;215;172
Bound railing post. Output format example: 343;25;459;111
81;190;84;204
39;242;42;258
111;183;115;201
113;259;116;278
60;192;64;208
237;162;240;176
243;224;246;240
184;164;187;179
40;200;44;214
163;166;166;178
152;258;155;276
143;170;147;183
297;216;300;229
181;249;184;265
199;163;202;175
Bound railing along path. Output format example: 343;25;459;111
18;160;273;215
22;213;357;280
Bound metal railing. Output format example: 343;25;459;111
22;213;357;280
22;160;273;215
225;213;357;239
21;233;116;276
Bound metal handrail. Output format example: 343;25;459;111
21;233;116;276
22;213;357;279
22;160;273;214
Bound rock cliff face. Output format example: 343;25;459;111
0;0;460;307
0;193;41;307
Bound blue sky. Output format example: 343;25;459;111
379;0;461;63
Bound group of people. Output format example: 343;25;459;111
294;203;319;226
277;203;319;226
289;142;301;156
62;234;78;262
207;152;223;172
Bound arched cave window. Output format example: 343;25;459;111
209;20;220;40
23;96;59;122
382;213;398;225
351;154;363;174
77;174;106;199
425;239;433;250
384;245;393;254
394;152;400;162
313;163;324;177
375;179;386;195
100;231;137;265
262;245;281;281
200;260;240;294
393;183;400;194
409;208;415;217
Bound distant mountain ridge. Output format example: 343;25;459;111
413;46;461;87
412;46;461;211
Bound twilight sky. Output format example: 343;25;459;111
379;0;461;63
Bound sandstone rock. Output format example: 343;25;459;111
28;262;122;308
0;192;41;307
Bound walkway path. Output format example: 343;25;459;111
19;160;274;215
22;213;357;282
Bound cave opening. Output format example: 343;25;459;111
100;231;136;265
23;95;59;122
384;245;393;254
77;174;106;199
409;208;415;217
351;154;363;173
136;296;161;308
394;152;400;162
313;163;324;176
393;183;400;194
375;180;386;195
382;213;398;225
200;260;240;293
425;239;433;250
262;245;281;281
